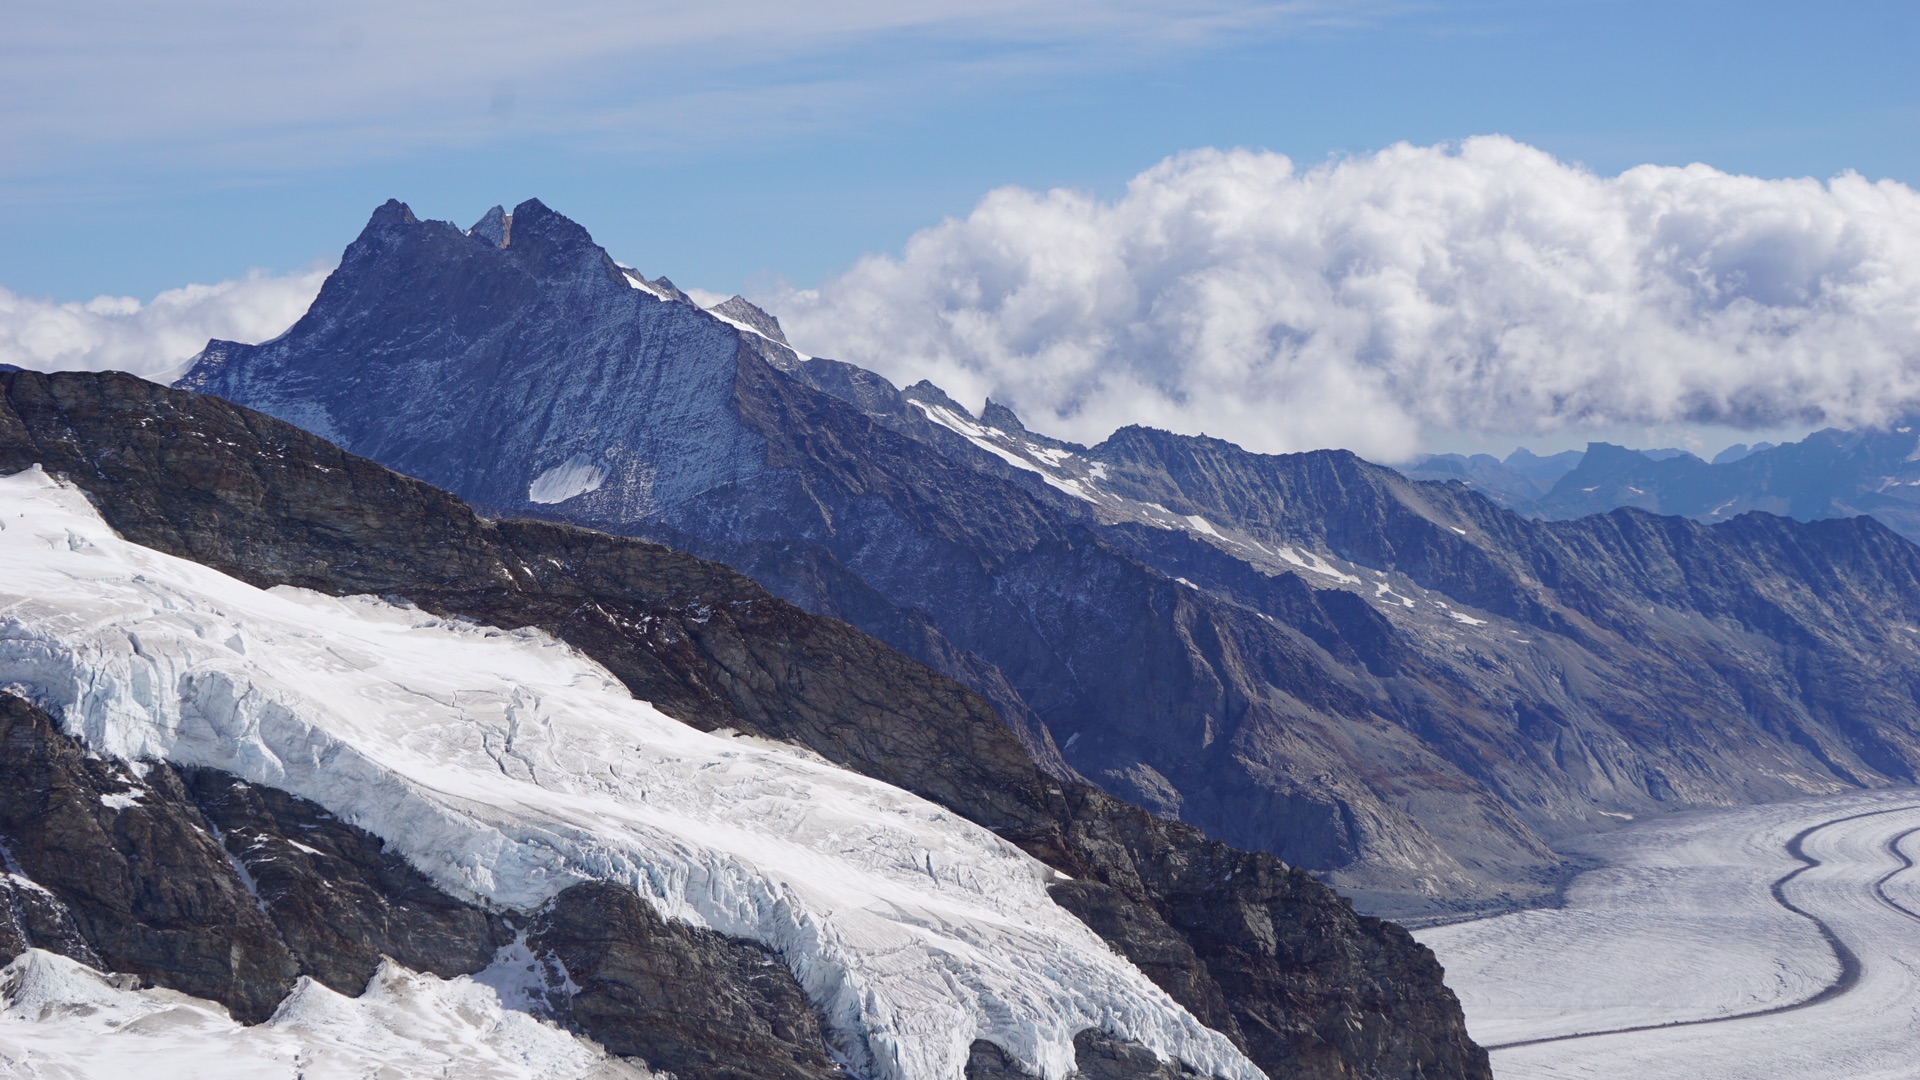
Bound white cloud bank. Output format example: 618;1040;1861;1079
0;268;327;384
768;137;1920;461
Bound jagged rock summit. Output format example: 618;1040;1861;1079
181;200;1920;921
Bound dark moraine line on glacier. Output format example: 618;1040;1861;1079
1871;826;1920;922
1484;804;1920;1052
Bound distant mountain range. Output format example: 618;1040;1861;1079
1402;424;1920;542
174;199;1920;924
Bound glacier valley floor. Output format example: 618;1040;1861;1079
1416;789;1920;1079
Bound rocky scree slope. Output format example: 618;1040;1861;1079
179;199;1920;920
0;367;1490;1080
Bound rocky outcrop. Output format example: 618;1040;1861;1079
0;368;1491;1078
0;690;301;1022
528;882;841;1080
180;768;513;997
967;1031;1206;1080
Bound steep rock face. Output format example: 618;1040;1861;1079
0;368;1490;1080
180;768;514;997
1076;427;1920;810
179;199;777;524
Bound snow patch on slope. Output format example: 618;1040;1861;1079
528;455;605;504
0;948;643;1080
908;400;1101;504
703;307;814;363
1249;539;1362;585
0;466;1257;1080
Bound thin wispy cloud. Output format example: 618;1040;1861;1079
2;1;1378;188
768;137;1920;461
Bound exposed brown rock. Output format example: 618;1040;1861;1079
0;690;299;1022
180;768;514;996
529;882;841;1080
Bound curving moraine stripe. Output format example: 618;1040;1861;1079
1870;825;1920;923
1485;804;1920;1052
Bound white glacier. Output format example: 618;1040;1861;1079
1419;792;1920;1079
0;466;1259;1080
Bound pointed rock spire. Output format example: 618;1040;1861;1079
980;398;1028;435
469;205;509;247
366;199;418;228
708;296;789;345
506;198;597;254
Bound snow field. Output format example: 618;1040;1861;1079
0;947;649;1080
1418;792;1920;1079
528;455;606;504
0;467;1260;1080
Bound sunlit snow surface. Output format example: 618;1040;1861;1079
1418;792;1920;1079
0;467;1257;1080
0;949;648;1079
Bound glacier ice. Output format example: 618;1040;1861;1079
0;466;1260;1080
1419;792;1920;1079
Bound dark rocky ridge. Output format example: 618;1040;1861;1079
0;688;846;1078
0;367;1490;1079
0;691;299;1022
175;199;1920;923
182;767;511;1000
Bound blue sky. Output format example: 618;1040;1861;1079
4;0;1914;301
5;0;1918;460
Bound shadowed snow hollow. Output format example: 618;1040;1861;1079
0;466;1257;1080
